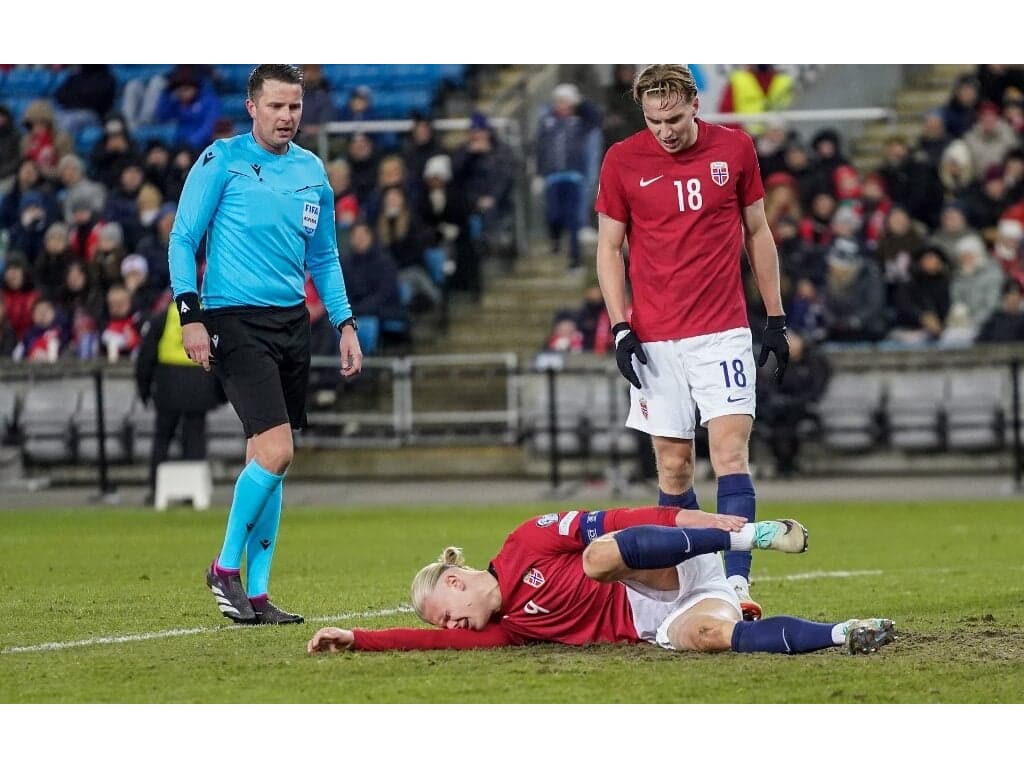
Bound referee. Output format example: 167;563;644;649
169;65;362;625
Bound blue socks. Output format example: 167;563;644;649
246;481;282;599
718;473;755;581
659;487;700;510
615;525;731;569
217;460;284;571
731;616;837;654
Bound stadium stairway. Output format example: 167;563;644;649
418;252;589;360
849;64;974;170
290;249;594;481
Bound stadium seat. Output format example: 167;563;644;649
588;376;634;456
20;378;87;465
206;402;245;462
74;377;136;464
389;64;439;88
947;368;1006;451
438;64;467;86
2;67;54;96
75;123;105;154
817;372;884;452
372;89;433;118
886;371;946;451
523;372;598;456
356;316;380;356
0;381;20;443
110;64;173;84
215;64;256;93
132;122;178;147
1;95;37;125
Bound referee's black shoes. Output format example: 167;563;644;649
206;561;257;623
253;601;304;625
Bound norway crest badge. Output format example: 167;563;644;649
302;202;320;235
710;161;729;187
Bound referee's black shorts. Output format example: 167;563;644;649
205;303;310;438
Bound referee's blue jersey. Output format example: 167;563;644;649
169;132;352;328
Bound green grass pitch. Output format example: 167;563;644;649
2;498;1022;704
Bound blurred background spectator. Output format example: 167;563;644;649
535;83;602;273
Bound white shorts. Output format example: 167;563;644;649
623;553;741;650
625;327;756;439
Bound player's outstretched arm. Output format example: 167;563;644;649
308;627;354;653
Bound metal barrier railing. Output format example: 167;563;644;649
5;343;1024;495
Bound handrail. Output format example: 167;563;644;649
699;108;895;124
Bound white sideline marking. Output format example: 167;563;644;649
1;606;415;655
7;565;1000;655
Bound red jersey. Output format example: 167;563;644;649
351;507;679;651
595;120;765;341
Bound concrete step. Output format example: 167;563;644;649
892;89;952;113
292;444;527;479
857;120;922;142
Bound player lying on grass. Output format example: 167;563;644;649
307;507;896;656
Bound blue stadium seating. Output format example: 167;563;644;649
1;95;37;124
322;64;387;88
132;122;179;147
75;123;105;154
110;64;174;84
2;67;55;96
217;64;256;93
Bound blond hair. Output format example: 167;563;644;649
633;64;698;108
410;546;465;621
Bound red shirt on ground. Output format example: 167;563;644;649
595;120;765;341
352;507;680;651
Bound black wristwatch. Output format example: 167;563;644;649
337;316;358;333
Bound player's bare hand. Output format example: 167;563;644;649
307;627;354;653
182;322;212;372
339;326;363;379
673;508;747;531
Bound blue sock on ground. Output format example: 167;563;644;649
246;481;283;599
731;616;838;654
718;473;755;581
659;487;700;510
216;460;284;571
614;525;731;569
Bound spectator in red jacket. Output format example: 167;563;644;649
1;255;40;341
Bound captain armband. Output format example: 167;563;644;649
578;510;607;545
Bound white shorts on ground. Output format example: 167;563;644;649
623;552;740;650
625;327;756;438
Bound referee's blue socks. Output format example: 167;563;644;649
731;616;837;654
718;473;755;581
246;481;282;599
216;460;284;571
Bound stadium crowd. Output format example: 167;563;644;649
0;63;516;362
5;64;1024;367
543;65;1024;358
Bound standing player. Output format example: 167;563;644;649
307;506;896;655
594;64;790;620
170;65;362;625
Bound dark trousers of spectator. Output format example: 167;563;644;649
760;404;816;477
545;179;583;269
149;409;208;492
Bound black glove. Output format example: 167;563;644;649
612;322;647;388
757;314;790;384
